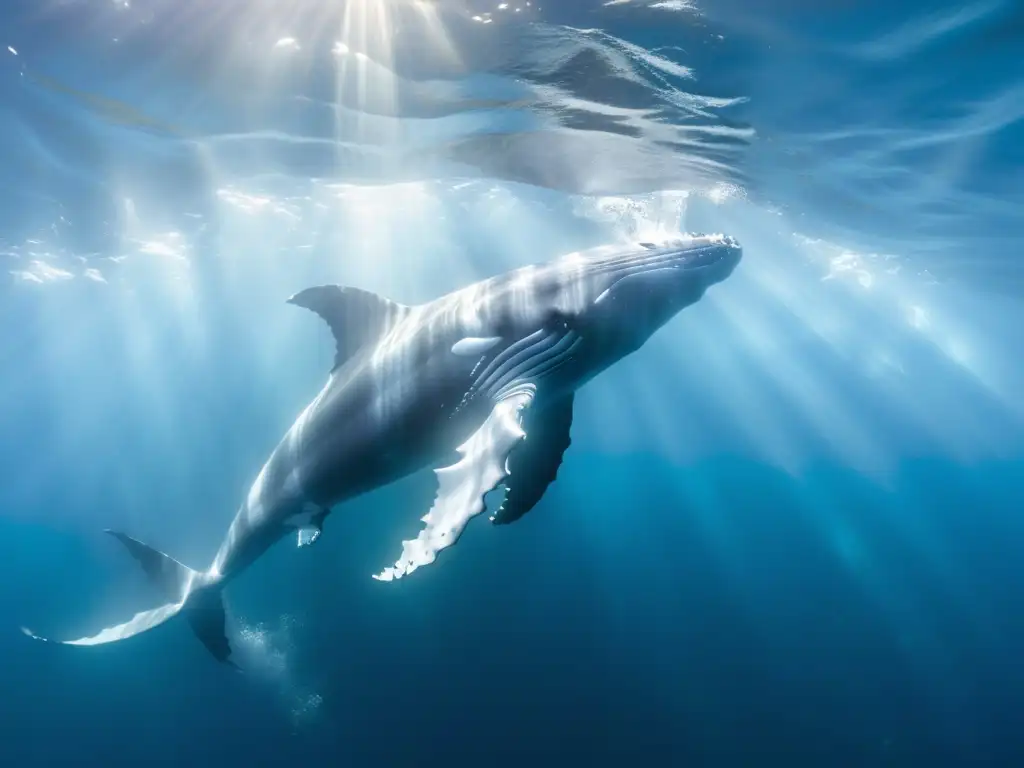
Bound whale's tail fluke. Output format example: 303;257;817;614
22;530;235;666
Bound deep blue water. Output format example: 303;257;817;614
2;0;1023;764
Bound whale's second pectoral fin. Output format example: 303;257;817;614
491;393;574;525
286;506;328;548
373;384;537;582
297;525;321;548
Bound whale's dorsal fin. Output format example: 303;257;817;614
287;285;408;372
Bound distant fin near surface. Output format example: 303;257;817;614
21;530;235;667
287;285;410;372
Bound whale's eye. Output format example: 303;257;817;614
544;308;573;331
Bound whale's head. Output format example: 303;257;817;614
468;234;741;399
560;234;742;362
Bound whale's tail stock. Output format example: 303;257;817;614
21;530;236;667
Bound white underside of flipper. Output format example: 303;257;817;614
373;383;536;582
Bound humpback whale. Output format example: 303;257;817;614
24;234;742;664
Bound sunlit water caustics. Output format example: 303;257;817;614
1;0;1023;765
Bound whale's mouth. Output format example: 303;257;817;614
681;237;741;270
586;233;742;340
592;234;743;297
641;234;742;276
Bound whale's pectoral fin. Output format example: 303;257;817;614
297;523;321;548
373;384;537;582
289;506;328;548
491;393;574;525
287;285;409;372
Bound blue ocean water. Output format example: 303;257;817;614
2;0;1023;764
